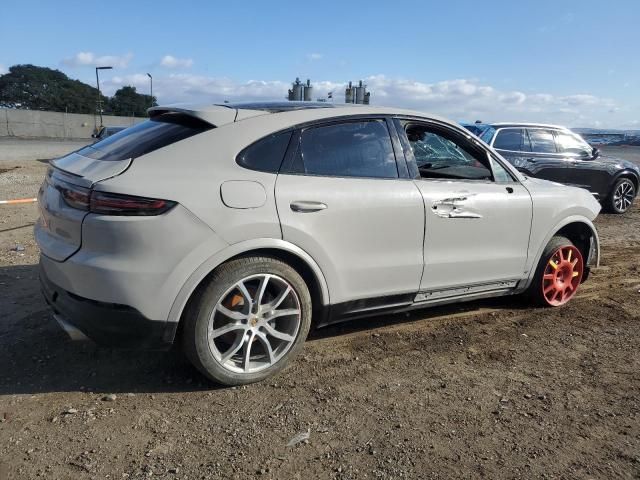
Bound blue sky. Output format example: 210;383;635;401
1;0;638;127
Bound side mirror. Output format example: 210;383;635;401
592;147;600;159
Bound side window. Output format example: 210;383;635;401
555;131;592;157
491;157;515;183
493;129;523;151
528;129;557;154
294;120;398;178
404;124;492;181
237;131;292;173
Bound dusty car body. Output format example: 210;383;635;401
36;102;601;385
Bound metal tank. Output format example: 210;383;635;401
355;80;366;104
345;81;354;104
292;78;303;101
303;79;313;101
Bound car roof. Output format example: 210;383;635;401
490;122;569;130
222;101;339;112
149;101;455;129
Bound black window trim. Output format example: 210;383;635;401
279;116;405;180
551;129;594;159
491;127;526;153
394;117;518;184
235;129;294;174
525;127;561;155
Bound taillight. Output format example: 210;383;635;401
48;168;175;216
49;171;90;210
89;191;176;216
60;185;90;210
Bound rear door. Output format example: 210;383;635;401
491;128;531;171
275;118;425;305
524;128;571;183
397;120;532;293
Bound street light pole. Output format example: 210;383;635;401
146;73;153;112
95;66;113;129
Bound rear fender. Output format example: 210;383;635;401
165;238;330;341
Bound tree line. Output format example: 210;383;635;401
0;64;157;117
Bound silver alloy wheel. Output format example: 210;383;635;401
208;274;301;374
613;180;635;212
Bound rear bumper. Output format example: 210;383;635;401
40;261;173;349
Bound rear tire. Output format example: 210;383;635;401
605;177;636;214
526;235;584;307
182;256;312;386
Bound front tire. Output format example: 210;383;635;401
183;256;312;386
606;177;636;214
526;235;584;307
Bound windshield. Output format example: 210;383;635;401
479;126;496;145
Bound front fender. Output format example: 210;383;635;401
609;169;640;195
520;215;600;291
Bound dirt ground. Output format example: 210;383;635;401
0;139;639;479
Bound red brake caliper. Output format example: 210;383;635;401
541;245;584;306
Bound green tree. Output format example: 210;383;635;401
108;86;157;117
0;64;105;113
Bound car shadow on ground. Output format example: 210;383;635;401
0;263;526;396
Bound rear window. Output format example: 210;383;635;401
236;131;292;173
78;113;213;161
493;128;524;151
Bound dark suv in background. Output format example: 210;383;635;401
476;123;639;214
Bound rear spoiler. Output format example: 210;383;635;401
148;104;267;127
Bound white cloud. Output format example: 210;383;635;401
307;53;323;61
101;73;622;127
0;64;7;75
160;55;194;69
499;91;527;105
62;51;133;68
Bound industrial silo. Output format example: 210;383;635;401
303;79;313;101
355;80;366;104
292;78;304;101
345;81;354;104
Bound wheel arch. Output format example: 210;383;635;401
164;239;330;343
612;170;639;193
522;216;600;291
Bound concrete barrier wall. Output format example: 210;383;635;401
0;108;145;139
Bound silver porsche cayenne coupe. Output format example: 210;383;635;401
36;102;601;385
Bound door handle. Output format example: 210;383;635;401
526;158;536;163
290;201;327;213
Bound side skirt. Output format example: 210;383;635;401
317;280;522;328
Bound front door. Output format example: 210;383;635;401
553;129;611;196
398;120;533;292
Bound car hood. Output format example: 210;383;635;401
522;176;601;220
596;154;640;173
